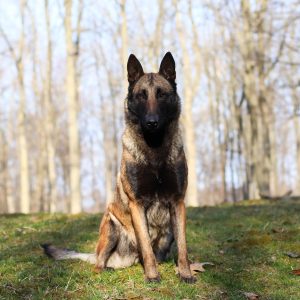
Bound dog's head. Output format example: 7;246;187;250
126;52;180;139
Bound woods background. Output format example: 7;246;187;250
0;0;299;214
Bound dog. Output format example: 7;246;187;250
42;52;196;283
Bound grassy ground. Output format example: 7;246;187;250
0;199;300;300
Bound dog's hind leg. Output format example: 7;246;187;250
95;212;119;272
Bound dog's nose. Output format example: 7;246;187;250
146;120;158;129
145;115;159;129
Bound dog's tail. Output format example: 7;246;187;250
41;244;97;264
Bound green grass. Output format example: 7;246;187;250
1;199;300;300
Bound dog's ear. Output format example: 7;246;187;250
159;52;176;81
127;54;144;84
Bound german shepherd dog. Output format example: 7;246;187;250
42;52;196;283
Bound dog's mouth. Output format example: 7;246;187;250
143;125;159;133
141;125;166;148
141;122;161;134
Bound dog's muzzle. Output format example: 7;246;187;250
145;114;159;130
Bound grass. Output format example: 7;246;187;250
0;199;300;300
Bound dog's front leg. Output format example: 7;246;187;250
129;200;160;283
170;200;196;283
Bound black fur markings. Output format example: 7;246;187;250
41;244;54;258
142;128;166;148
40;244;66;260
125;160;187;203
126;72;180;149
175;159;187;194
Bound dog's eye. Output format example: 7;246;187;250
156;88;166;98
137;89;147;100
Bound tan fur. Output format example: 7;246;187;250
95;70;194;282
43;53;195;284
122;120;183;165
132;73;173;94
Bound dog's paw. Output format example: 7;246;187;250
145;275;161;283
179;274;197;284
94;266;103;273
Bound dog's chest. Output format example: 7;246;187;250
125;160;187;201
146;201;170;231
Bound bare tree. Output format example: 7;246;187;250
45;0;58;212
174;0;201;206
0;0;299;213
286;27;300;194
0;0;30;213
64;0;82;213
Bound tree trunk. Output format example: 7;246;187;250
240;0;271;199
17;67;30;213
120;0;128;93
35;149;47;212
64;0;81;213
0;130;8;213
292;92;300;194
174;1;198;206
45;0;58;213
29;6;47;212
183;100;199;206
269;113;279;195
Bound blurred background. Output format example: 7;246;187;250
0;0;299;214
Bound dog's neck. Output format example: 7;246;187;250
123;120;183;166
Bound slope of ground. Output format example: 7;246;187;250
0;199;299;299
